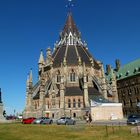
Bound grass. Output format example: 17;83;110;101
0;123;139;140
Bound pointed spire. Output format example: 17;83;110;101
63;13;80;36
38;50;45;64
26;73;29;86
29;69;32;83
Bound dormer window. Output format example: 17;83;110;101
67;32;74;45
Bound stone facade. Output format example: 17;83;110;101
91;103;123;121
106;59;140;117
23;13;118;119
117;73;140;116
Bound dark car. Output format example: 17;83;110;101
32;117;53;124
6;115;17;120
127;115;140;125
22;117;36;124
57;117;76;125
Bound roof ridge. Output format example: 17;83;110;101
119;58;140;70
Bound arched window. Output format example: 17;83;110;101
73;113;76;118
78;99;81;108
73;99;76;108
68;99;71;108
52;113;54;118
70;69;76;82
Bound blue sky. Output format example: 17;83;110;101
0;0;140;115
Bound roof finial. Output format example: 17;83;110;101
66;0;74;13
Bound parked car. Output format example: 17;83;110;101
57;117;76;125
22;117;36;124
32;117;53;124
127;115;140;125
6;115;17;120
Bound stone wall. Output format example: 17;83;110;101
91;103;123;121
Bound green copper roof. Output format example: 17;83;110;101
116;58;140;80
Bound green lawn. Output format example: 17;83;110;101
0;123;139;140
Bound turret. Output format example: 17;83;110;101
101;63;107;99
29;69;33;88
110;69;118;102
83;62;90;107
106;65;111;75
38;50;45;71
46;47;52;65
24;72;33;117
115;59;120;72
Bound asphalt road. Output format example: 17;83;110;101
76;119;127;126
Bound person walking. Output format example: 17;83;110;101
88;113;92;126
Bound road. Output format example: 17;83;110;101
76;119;127;126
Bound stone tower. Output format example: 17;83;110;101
23;12;118;118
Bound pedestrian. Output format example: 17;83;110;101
88;113;92;126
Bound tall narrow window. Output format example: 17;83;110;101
35;103;37;109
70;35;72;45
137;87;139;94
70;70;76;82
123;100;126;106
57;75;61;83
73;99;76;108
137;98;139;104
86;75;89;82
73;113;76;118
68;99;71;108
59;100;60;108
130;99;133;107
56;70;61;83
78;99;81;108
48;101;49;109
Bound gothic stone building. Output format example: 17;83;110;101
106;59;140;117
23;13;118;119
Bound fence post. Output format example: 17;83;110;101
112;123;115;134
105;125;108;137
